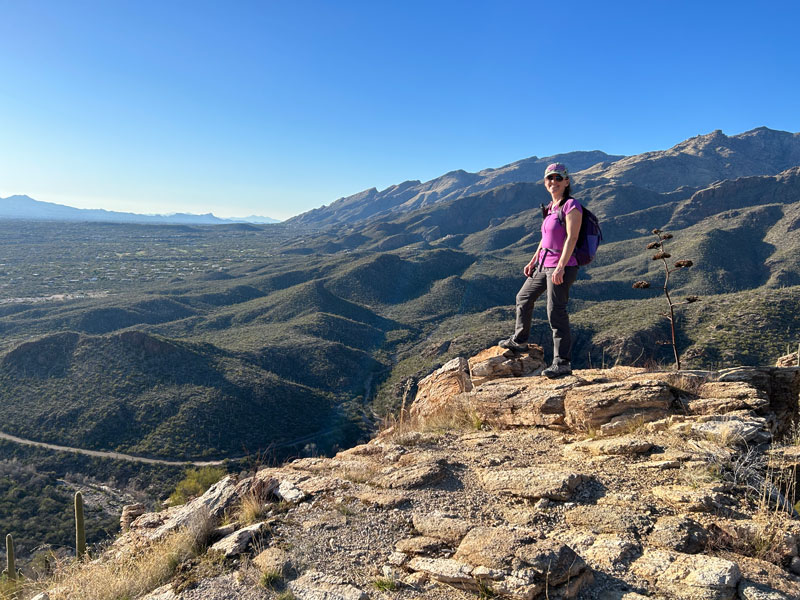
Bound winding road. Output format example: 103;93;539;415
0;422;352;467
0;430;225;466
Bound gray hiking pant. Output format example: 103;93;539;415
512;266;578;365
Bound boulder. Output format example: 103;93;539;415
407;528;593;599
410;357;473;420
563;380;673;432
454;526;539;570
687;381;770;415
120;503;146;531
738;581;793;600
210;521;266;557
468;345;545;385
631;549;741;600
354;490;410;508
648;516;709;554
471;380;568;430
734;555;800;599
407;556;475;586
716;367;800;434
133;475;254;541
580;534;640;569
681;416;771;445
276;480;308;503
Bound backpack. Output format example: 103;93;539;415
542;199;603;266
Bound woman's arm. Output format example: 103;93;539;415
552;208;582;284
524;242;543;277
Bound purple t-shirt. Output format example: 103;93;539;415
540;198;583;268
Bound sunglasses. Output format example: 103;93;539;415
546;174;564;182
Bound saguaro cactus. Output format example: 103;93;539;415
75;491;86;559
4;533;16;580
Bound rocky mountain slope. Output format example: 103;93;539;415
22;347;800;600
288;127;800;229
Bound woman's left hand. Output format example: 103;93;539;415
552;266;565;285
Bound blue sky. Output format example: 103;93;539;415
1;0;798;220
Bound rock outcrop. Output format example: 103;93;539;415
42;350;800;600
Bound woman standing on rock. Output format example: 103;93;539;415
499;163;582;378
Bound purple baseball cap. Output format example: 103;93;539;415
544;163;569;179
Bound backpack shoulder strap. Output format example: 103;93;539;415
557;198;581;225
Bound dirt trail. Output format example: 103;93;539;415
0;430;224;466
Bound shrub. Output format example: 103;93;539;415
168;466;227;506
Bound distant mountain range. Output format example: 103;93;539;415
0;194;280;224
289;127;800;228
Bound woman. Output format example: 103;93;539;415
499;162;582;378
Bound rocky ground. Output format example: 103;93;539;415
30;347;800;600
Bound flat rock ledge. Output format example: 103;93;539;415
480;467;591;501
406;530;593;600
408;349;799;439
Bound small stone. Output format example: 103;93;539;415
288;571;368;600
210;521;265;557
791;556;800;576
407;557;474;584
253;547;292;576
412;513;473;545
276;480;307;503
738;580;793;600
355;491;410;508
388;551;409;567
395;536;447;555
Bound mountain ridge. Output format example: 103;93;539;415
0;194;280;225
289;127;800;229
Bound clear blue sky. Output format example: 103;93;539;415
1;0;798;220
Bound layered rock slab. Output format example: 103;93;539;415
480;467;591;501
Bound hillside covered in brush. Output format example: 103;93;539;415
1;126;799;468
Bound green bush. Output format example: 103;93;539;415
168;466;228;506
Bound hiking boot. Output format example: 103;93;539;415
498;337;528;352
542;362;572;379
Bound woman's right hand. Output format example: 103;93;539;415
524;259;537;277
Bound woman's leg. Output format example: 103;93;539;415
545;266;579;364
512;269;548;343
